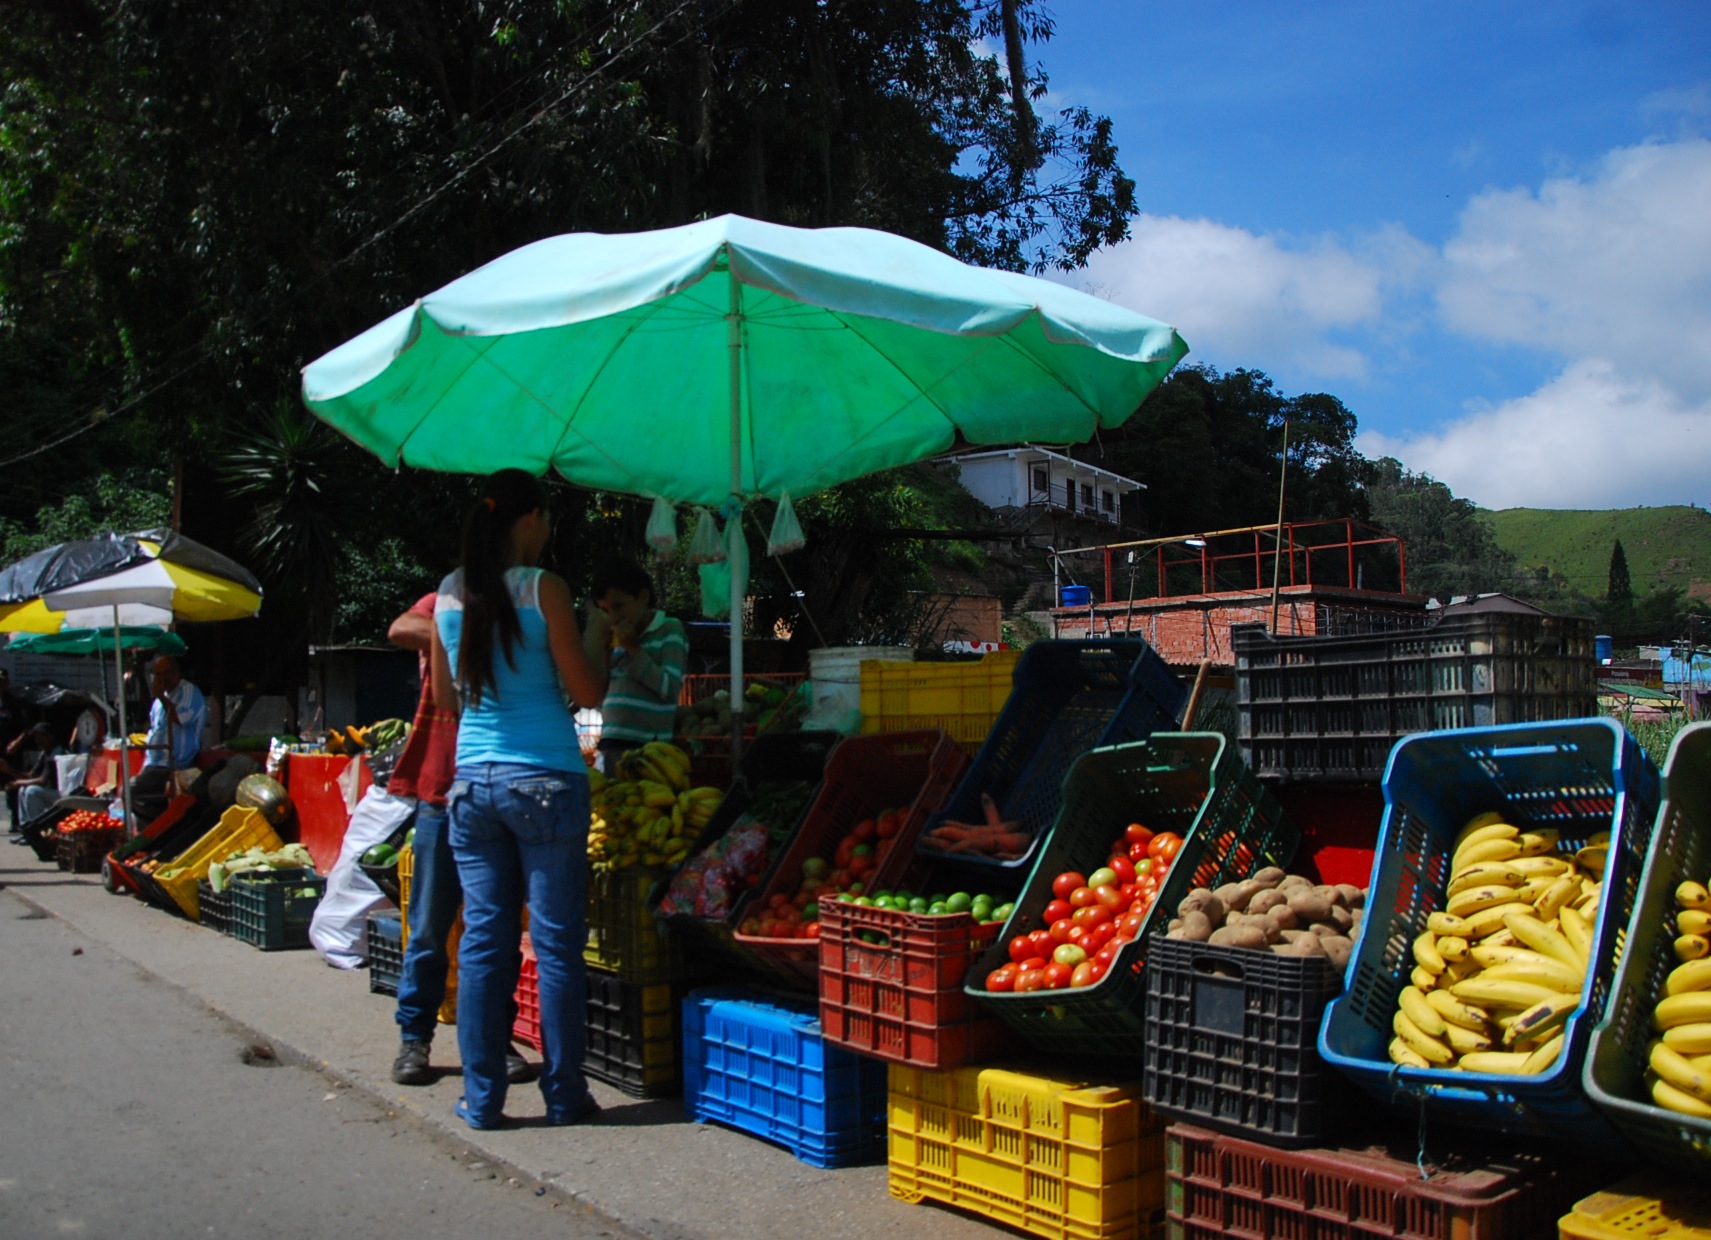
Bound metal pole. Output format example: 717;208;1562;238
112;606;133;834
726;262;745;769
1269;419;1290;634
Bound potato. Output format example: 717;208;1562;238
1316;884;1346;908
1329;905;1355;933
1208;923;1269;950
1275;934;1326;957
1278;874;1313;892
1231;913;1282;944
1251;866;1287;888
1265;903;1299;932
1277;928;1315;944
1307;921;1341;938
1167;917;1184;934
1247;888;1289;916
1178;910;1214;942
1214;881;1258;914
1286;889;1334;925
1321;934;1354;969
1177;889;1218;920
1336;884;1366;910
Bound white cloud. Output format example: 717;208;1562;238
1073;215;1426;381
1358;359;1711;509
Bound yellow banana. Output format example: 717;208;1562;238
1505;912;1582;970
1522;1033;1564;1073
1437;935;1470;963
1447;865;1523;898
1510;876;1557;907
1427;988;1493;1032
1453;837;1523;869
1680;910;1711;936
1393;1010;1454;1065
1463;902;1534;940
1411;965;1439;991
1444;1022;1493;1055
1515;829;1558;856
1503;992;1581;1047
638;779;678;808
1481;955;1584;993
1456;812;1511;843
1400;987;1447;1037
1681;882;1711;910
1509;855;1573;877
1653;1076;1711;1118
1652;1041;1711;1103
1533;873;1581;922
1389;1036;1431;1069
1560;905;1594;963
1483;926;1520;948
1667;958;1711;997
1427;911;1474;937
1451;977;1563;1010
1448;884;1527;917
1663;1022;1711;1054
1469;943;1537;969
1575;843;1608;878
1679;936;1711;962
1458;1051;1533;1074
1413;931;1446;975
1656;992;1711;1030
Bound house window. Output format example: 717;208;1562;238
1031;465;1048;496
1102;489;1115;513
1081;482;1094;507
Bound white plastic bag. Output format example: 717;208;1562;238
646;496;679;560
688;509;726;565
308;785;417;970
767;493;806;557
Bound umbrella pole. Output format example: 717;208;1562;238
727;268;745;771
112;606;133;835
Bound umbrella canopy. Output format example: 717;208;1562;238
0;529;262;633
302;214;1188;507
8;626;188;657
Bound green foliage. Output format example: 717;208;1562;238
1608;539;1633;606
0;470;172;563
1362;457;1521;601
1484;506;1711;600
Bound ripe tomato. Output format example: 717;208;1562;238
1118;910;1147;938
1069;886;1098;909
1088;961;1109;983
1027;929;1055;958
1052;871;1086;901
1084;922;1117;952
1129;843;1153;865
986;962;1019;992
1064;923;1089;946
1094;941;1121;968
852;819;876;842
1125;822;1154;847
1043;898;1074;925
1017;955;1047;972
1070;961;1098;988
801;922;821;939
876;812;901;840
1094;883;1125;911
1071;903;1112;928
1042;961;1073;989
1148;832;1184;864
1048;919;1077;945
1108;856;1137;885
1015;967;1051;993
1009;935;1036;964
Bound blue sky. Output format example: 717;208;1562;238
1037;2;1711;509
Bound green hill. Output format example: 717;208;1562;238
1484;506;1711;601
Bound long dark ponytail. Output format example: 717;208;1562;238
456;468;547;707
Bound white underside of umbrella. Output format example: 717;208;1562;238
60;603;174;629
45;562;177;613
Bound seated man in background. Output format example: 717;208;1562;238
131;655;206;819
5;722;64;825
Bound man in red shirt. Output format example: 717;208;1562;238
388;593;533;1086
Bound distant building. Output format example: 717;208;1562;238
940;445;1142;528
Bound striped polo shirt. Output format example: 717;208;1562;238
600;610;689;744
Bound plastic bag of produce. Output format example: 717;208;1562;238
309;785;417;969
657;817;769;921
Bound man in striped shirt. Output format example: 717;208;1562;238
585;558;688;775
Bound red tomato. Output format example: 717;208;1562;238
1094;883;1125;911
1084;922;1117;951
1088;962;1109;983
1043;962;1073;989
1064;924;1088;946
986;963;1019;992
1129;843;1153;865
1118;910;1147;938
1070;961;1098;988
1125;822;1154;847
1072;903;1113;928
875;812;900;840
1069;886;1098;909
801;922;820;939
1094;941;1121;968
1052;872;1086;901
1017;955;1047;972
1015;968;1051;992
1048;919;1077;946
1108;856;1137;885
1148;832;1184;864
852;819;876;842
1009;935;1036;964
1043;898;1073;925
1027;929;1055;958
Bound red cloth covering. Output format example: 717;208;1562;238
384;592;457;805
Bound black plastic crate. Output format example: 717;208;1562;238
1143;937;1346;1147
584;968;681;1099
55;827;124;873
229;869;325;951
197;879;235;935
1233;613;1597;782
368;909;404;996
919;639;1187;882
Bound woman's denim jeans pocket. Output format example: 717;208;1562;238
499;775;586;847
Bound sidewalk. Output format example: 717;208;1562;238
1;851;998;1240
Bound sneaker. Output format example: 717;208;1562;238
391;1040;433;1086
506;1048;539;1085
544;1093;603;1127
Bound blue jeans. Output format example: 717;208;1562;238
447;762;592;1123
395;802;460;1043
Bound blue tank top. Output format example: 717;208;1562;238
436;567;582;772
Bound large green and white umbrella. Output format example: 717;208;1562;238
303;215;1187;727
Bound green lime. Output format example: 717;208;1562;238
802;903;819;919
928;901;949;915
945;892;973;914
908;897;929;914
854;896;875;907
992;903;1014;922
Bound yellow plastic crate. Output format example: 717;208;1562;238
860;651;1019;754
397;844;460;1023
153;807;284;921
888;1063;1166;1240
1561;1175;1711;1240
398;844;414;944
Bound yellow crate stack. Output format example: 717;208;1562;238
1561;1175;1711;1240
887;1063;1165;1240
154;807;284;921
397;843;460;1025
859;650;1019;754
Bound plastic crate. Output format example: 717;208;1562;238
397;844;414;944
55;827;124;873
733;730;970;989
860;650;1021;754
585;864;681;984
1166;1122;1576;1240
888;1063;1166;1240
1233;614;1598;783
514;941;681;1097
682;986;888;1168
105;796;208;901
1559;1174;1711;1240
920;639;1187;880
966;734;1297;1061
197;879;235;935
229;869;326;951
1585;721;1711;1169
368;909;404;996
1142;937;1345;1146
1318;718;1661;1154
152;807;285;921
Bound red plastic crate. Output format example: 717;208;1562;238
818;899;1006;1069
1271;783;1382;888
732;730;968;989
1165;1123;1580;1240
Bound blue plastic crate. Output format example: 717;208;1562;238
368;909;404;996
919;639;1186;880
1317;717;1661;1155
682;987;887;1168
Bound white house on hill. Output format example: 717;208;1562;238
939;445;1143;527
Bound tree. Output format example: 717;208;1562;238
1608;540;1633;606
1361;457;1521;601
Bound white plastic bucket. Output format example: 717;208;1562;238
804;645;913;731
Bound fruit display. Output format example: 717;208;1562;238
360;841;401;868
922;792;1031;859
676;680;805;738
201;842;317;893
58;809;120;834
1162;870;1366;969
1644;878;1711;1118
587;742;722;873
324;718;409;755
735;807;909;940
656;778;819;921
1387;812;1606;1074
979;823;1185;992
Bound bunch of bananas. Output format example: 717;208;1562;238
587;742;724;873
1644;879;1711;1118
326;718;410;755
1389;812;1607;1075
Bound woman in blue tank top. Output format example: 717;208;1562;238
430;469;609;1129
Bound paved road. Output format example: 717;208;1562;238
0;886;624;1240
